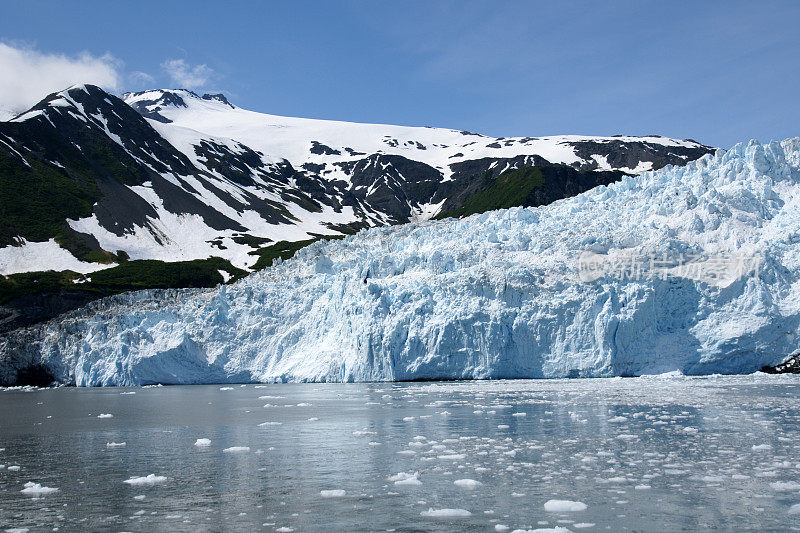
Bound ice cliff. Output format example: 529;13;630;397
2;139;800;386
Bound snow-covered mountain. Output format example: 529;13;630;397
2;138;798;386
0;84;711;275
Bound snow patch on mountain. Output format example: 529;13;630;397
0;239;108;275
123;89;704;180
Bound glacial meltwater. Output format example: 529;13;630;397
1;374;800;532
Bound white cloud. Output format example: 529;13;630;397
129;70;156;86
0;42;122;120
161;58;213;89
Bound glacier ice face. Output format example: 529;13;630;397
2;139;800;386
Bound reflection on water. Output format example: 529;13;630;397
1;374;800;532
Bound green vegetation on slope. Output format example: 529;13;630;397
0;257;247;305
0;150;100;247
435;166;546;219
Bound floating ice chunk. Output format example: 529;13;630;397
307;417;319;422
752;444;772;451
20;482;59;496
608;416;627;423
8;465;21;471
219;387;234;391
97;413;113;418
770;481;800;491
258;422;282;426
123;474;167;486
320;489;346;498
511;522;572;533
223;446;250;453
634;484;651;490
420;508;472;518
789;503;800;515
276;528;294;532
438;454;466;460
389;472;421;486
133;495;146;500
194;438;211;447
512;412;527;417
574;524;596;529
495;525;510;532
454;478;482;489
106;442;126;448
544;499;588;512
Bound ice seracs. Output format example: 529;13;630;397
2;138;800;385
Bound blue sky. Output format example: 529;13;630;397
1;0;798;147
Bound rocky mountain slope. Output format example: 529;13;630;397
1;84;711;275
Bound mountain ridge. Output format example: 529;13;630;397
1;84;713;275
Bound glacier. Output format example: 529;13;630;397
2;138;800;386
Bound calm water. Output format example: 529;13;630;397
1;374;800;532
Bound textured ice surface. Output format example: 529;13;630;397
2;139;800;385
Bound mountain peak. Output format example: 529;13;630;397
200;93;234;108
122;89;234;123
9;84;119;123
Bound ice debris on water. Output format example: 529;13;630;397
20;482;59;496
223;446;250;453
544;500;588;512
123;474;167;486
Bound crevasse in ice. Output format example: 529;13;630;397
2;139;799;385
